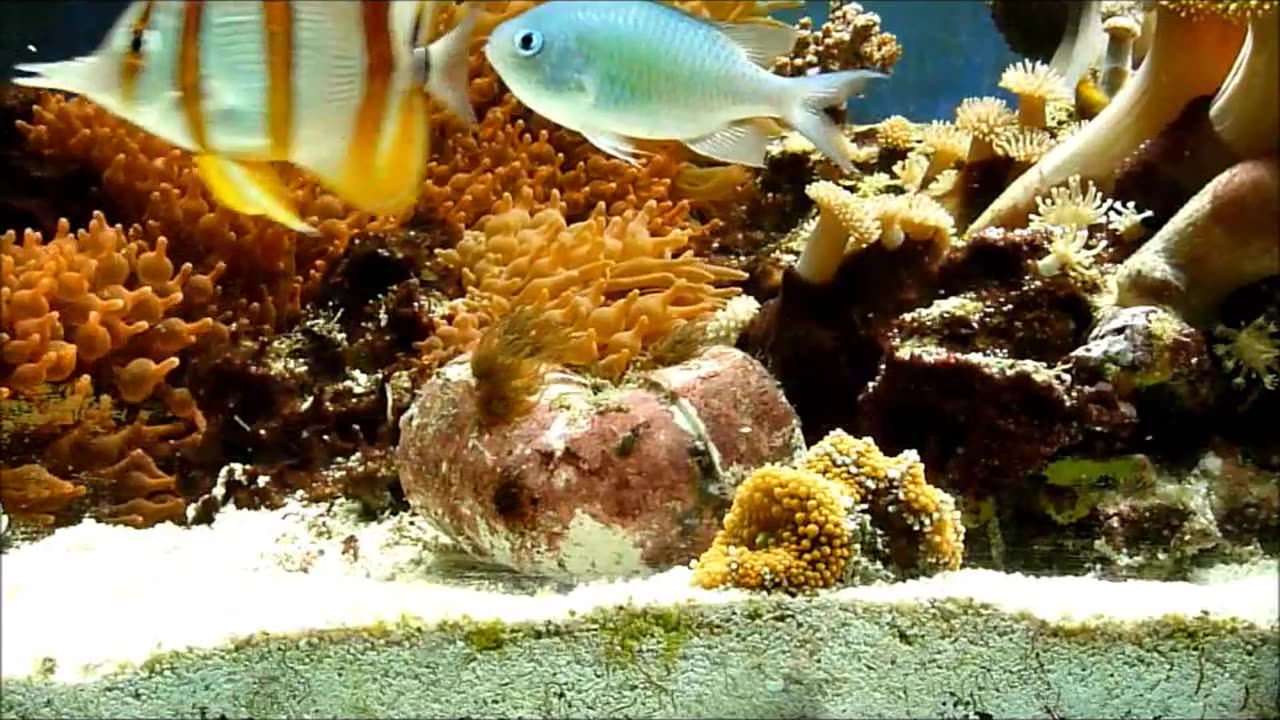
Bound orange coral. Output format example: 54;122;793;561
413;92;691;234
2;212;216;527
16;94;377;328
693;430;964;592
420;195;748;379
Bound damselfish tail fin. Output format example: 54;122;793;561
424;3;478;125
781;69;887;174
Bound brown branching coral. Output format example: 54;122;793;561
421;196;748;380
692;430;963;592
774;1;903;77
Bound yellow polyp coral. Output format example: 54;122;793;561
969;0;1254;232
993;127;1058;166
420;194;748;380
892;153;931;193
693;430;964;592
795;181;956;286
916;121;972;180
691;465;853;591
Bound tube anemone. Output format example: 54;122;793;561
968;2;1247;234
1207;4;1279;159
1115;156;1279;326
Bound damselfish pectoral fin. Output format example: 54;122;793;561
195;155;318;234
683;119;773;167
581;129;653;166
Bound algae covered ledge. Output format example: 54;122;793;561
1;568;1277;720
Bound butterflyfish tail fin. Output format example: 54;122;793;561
423;3;478;125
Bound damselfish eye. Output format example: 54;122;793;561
129;31;144;54
513;29;543;56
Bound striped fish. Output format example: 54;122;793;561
13;1;477;234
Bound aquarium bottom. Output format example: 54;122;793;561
0;500;1276;720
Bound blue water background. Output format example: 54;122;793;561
0;0;1021;122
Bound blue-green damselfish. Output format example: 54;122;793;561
484;0;887;173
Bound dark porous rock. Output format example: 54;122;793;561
1068;304;1215;456
397;345;805;578
856;343;1085;496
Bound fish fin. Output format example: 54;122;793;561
423;2;477;125
683;120;772;167
715;20;801;67
12;56;112;96
581;128;652;166
195;155;318;234
782;69;888;174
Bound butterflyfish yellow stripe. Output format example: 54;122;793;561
344;1;394;195
263;1;294;159
177;0;208;151
118;0;156;107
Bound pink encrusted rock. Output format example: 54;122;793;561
397;345;805;578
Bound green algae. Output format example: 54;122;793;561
590;603;705;671
1040;454;1155;524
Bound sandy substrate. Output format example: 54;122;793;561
1;499;1277;719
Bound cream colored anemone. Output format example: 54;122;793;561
798;181;882;284
994;127;1058;165
1115;156;1279;325
1207;2;1279;159
998;60;1072;128
916;121;972;179
954;97;1018;162
1029;175;1114;233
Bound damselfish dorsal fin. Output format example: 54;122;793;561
714;19;801;67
